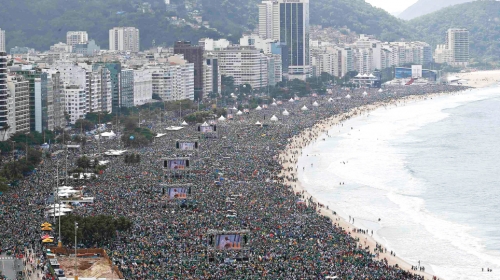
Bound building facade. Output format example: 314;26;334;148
120;69;134;108
0;52;8;137
0;29;5;52
109;27;140;52
447;28;469;66
173;41;204;99
66;31;89;47
7;75;30;136
133;68;152;106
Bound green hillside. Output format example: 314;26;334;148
1;0;221;51
410;0;500;63
202;0;415;42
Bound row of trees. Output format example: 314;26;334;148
58;214;132;247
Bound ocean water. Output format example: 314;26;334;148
298;87;500;280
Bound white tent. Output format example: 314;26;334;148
345;94;351;99
155;133;166;138
378;88;383;93
301;105;308;111
201;122;209;127
363;91;368;96
231;106;238;110
95;131;116;140
270;115;278;122
312;101;319;107
48;212;67;217
282;110;289;116
46;207;73;213
236;110;243;115
255;121;262;126
218;115;226;121
181;121;188;126
271;102;277;106
166;126;183;131
328;98;334;102
255;106;262;111
289;98;294;102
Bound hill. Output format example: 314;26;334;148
399;0;475;20
1;0;417;52
410;0;500;63
1;0;222;51
201;0;416;42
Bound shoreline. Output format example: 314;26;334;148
278;92;461;280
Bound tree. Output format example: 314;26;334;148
75;119;95;132
0;177;10;192
76;156;91;171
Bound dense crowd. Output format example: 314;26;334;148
0;84;468;279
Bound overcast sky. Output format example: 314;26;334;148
365;0;419;14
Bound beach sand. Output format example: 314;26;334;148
278;93;459;280
455;70;500;88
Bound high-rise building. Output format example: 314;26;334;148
258;1;274;40
64;85;86;124
120;69;134;108
66;31;89;47
133;68;153;106
0;29;5;52
7;75;30;136
203;55;221;96
214;46;268;89
174;41;204;100
93;62;121;109
0;52;8;136
109;27;140;52
150;56;195;101
446;28;469;66
259;0;310;79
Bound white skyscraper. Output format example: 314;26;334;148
0;28;5;52
446;28;469;66
66;31;89;47
109;27;140;52
258;1;274;39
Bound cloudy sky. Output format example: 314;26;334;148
365;0;419;14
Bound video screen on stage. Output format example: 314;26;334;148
200;126;213;133
216;234;242;250
164;159;189;170
168;187;188;199
179;141;196;150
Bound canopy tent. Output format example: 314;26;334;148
301;106;308;111
289;98;294;102
45;208;73;213
255;121;262;126
236;110;243;115
378;88;383;93
271;102;277;106
166;126;184;131
270;115;278;122
231;106;238;110
282;110;289;116
328;98;334;102
94;131;116;140
345;94;351;99
155;133;166;138
47;212;68;217
362;91;368;96
218;115;226;121
181;121;188;126
312;101;319;107
255;106;262;111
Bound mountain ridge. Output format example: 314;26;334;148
399;0;476;20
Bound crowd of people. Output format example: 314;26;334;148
0;84;468;279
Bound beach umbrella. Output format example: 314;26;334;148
270;115;278;122
301;105;308;111
282;110;289;116
312;101;319;107
255;106;262;111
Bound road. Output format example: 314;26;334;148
0;253;23;280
